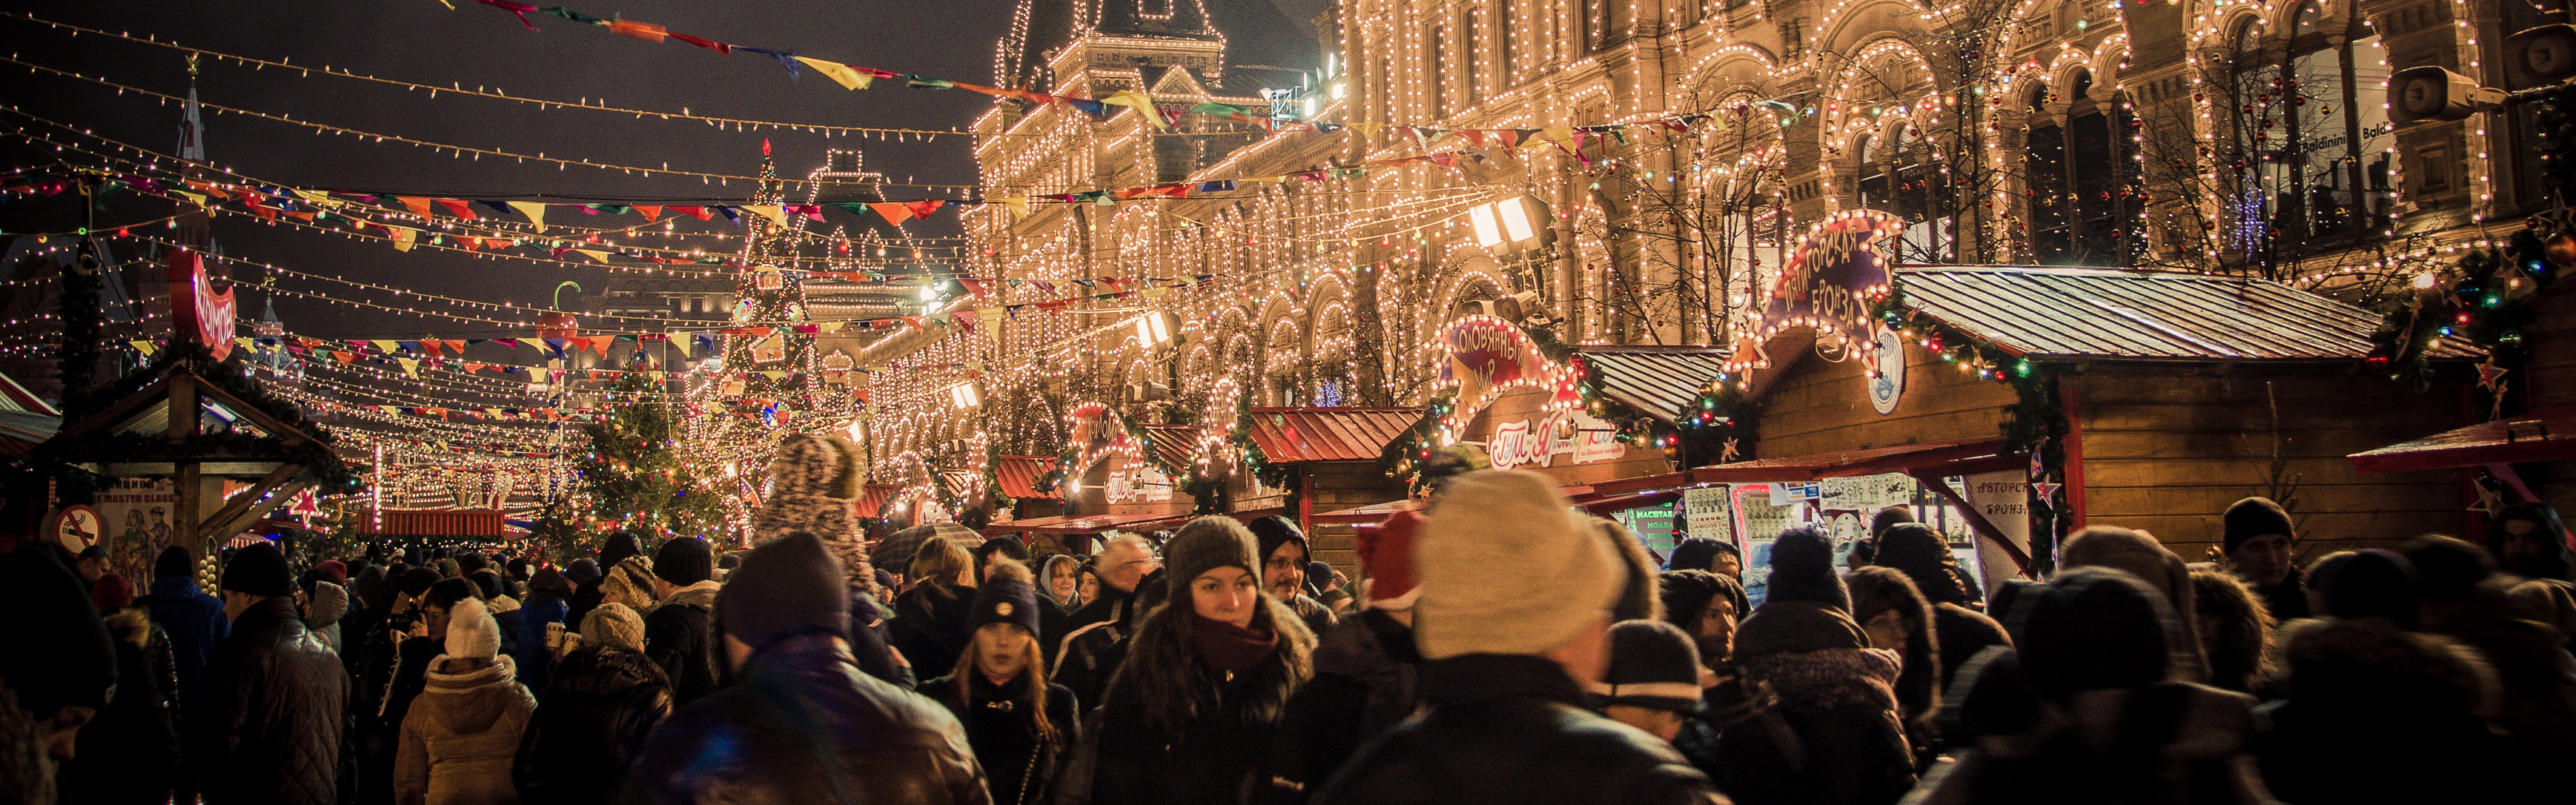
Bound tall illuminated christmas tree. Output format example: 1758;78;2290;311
718;140;821;429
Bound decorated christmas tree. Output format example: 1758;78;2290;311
575;376;726;538
717;140;821;430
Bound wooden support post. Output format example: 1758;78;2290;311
1910;470;2036;578
170;374;201;551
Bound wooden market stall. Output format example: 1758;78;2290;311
1718;211;2480;586
993;454;1063;521
1239;407;1418;569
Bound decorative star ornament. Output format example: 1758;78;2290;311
2031;482;2063;510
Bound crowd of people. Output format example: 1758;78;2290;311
3;467;2574;805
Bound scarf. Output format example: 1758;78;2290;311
1191;614;1279;673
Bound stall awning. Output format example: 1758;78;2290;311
996;455;1061;500
1577;347;1730;419
1244;408;1423;463
988;512;1194;535
1686;437;2021;483
360;508;504;537
1897;267;2482;362
854;483;902;518
2348;405;2576;474
1310;499;1423;524
1141;425;1201;470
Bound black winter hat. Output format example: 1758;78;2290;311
470;572;506;602
1165;516;1259;588
1658;569;1747;629
599;531;644;569
1870;505;1917;539
717;532;849;649
1246;515;1309;568
222;541;296;597
1663;537;1737;573
1595;619;1705;713
1764;526;1849;611
970;558;1042;635
564;558;603;586
2007;567;2173;699
2310;549;2423;628
655;537;714;586
154;545;195;580
0;544;118;717
2400;534;2494;603
397;566;442;598
2222;497;2295;554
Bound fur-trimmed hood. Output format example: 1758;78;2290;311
1118;590;1316;735
1737;646;1902;721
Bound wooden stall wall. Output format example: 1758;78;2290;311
1298;461;1411;577
1465;385;1674;486
1752;339;2017;457
2528;282;2576;516
2071;368;2467;561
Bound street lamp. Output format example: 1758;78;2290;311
2390;24;2576;123
948;381;982;410
1133;311;1179;350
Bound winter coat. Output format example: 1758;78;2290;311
1709;644;1918;805
1051;592;1146;713
138;574;229;708
308;580;350;654
396;656;537;805
192;595;350;805
642;581;721;706
2252;572;2310;623
1258;607;1422;805
511;645;669;805
1285;593;1337;639
1907;680;2271;805
2251;618;2513;804
66;609;181;805
1062;586;1131;636
622;632;990;805
1312;653;1724;805
1088;596;1313;805
922;671;1079;805
487;595;524;663
513;597;568;694
892;582;980;674
1930;603;2010;694
850;592;916;689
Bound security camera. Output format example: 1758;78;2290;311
2506;24;2576;90
2388;66;2508;123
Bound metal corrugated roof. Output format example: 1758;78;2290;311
1897;267;2482;362
1142;425;1202;469
996;455;1061;500
1244;408;1424;463
1576;346;1730;419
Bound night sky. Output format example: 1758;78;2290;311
4;0;1014;340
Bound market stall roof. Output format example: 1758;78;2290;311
0;370;58;456
1142;425;1202;470
996;455;1061;500
1577;346;1730;419
1243;407;1423;463
359;508;505;537
853;483;902;518
1895;267;2483;362
987;511;1195;534
2348;405;2576;474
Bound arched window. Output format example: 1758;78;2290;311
2025;85;2070;259
2027;72;2139;265
2229;4;2392;257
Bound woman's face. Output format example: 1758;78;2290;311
1712;551;1743;579
973;623;1032;682
1050;562;1079;601
1079;570;1102;602
1263;541;1307;600
1191;566;1259;629
1862;610;1910;658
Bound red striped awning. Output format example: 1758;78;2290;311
854;483;902;518
1245;408;1424;463
360;508;504;537
996;455;1061;500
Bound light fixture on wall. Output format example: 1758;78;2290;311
1468;196;1540;248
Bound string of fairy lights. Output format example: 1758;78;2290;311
5;1;2528;538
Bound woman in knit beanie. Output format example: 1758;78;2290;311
918;558;1077;805
514;602;670;805
1090;516;1314;805
1873;523;2011;692
1846;566;1942;765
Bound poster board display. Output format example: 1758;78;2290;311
1959;470;2032;600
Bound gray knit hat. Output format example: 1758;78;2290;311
1164;517;1259;588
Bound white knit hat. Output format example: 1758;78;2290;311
446;597;500;660
1414;470;1622;660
